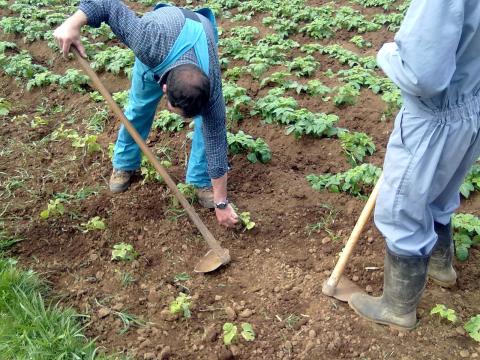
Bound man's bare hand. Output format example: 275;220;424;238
215;204;239;228
53;11;88;58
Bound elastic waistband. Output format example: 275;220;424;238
404;93;480;123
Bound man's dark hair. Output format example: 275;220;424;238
166;64;210;118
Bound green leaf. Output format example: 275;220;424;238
111;243;138;261
223;323;238;346
241;323;255;341
465;315;480;342
169;293;191;318
39;210;49;219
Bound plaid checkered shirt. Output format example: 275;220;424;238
79;0;228;179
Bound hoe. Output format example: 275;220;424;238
322;175;382;302
73;49;230;273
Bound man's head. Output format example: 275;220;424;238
163;64;210;118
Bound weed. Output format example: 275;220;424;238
40;198;65;220
430;304;457;323
111;243;138;261
452;213;480;261
465;315;480;342
169;293;191;319
80;216;106;233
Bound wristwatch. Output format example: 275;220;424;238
215;199;229;210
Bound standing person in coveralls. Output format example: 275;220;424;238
348;0;480;329
54;1;239;227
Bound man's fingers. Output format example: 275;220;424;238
62;40;70;58
73;39;87;58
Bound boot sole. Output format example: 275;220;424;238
348;299;417;331
109;182;131;193
429;276;456;288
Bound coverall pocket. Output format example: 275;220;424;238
398;106;434;156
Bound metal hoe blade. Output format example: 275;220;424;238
322;276;364;302
194;248;231;273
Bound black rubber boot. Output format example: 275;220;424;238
348;248;429;330
428;221;457;288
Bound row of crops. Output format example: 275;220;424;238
0;0;479;352
2;0;478;260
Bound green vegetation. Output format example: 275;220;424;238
430;304;457;323
169;293;192;319
111;243;138;261
452;213;480;261
307;164;381;198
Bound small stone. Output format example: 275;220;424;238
365;285;373;293
239;309;253;318
367;237;374;244
304;341;315;353
89;253;98;261
95;271;104;280
308;329;316;338
215;295;223;301
160;309;178;321
159;346;171;359
98;307;111;318
143;353;156;360
456;326;467;336
181;244;188;251
140;339;152;349
112;303;124;311
321;237;331;245
274;286;280;293
254;249;261;255
284;341;293;351
225;306;236;321
471;353;478;358
352;275;360;282
230;345;240;357
265;248;271;253
460;350;469;358
204;324;218;342
148;289;161;303
217;347;233;360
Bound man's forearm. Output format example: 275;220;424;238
67;10;88;28
211;174;228;204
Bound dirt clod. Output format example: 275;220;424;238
159;346;171;359
239;309;253;318
97;307;111;318
225;306;237;320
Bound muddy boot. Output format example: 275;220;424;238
109;169;135;193
195;187;215;209
428;221;457;288
348;248;429;330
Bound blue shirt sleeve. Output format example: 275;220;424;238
79;0;167;67
377;0;464;98
201;91;229;179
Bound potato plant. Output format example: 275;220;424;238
307;163;382;198
227;131;271;164
452;213;480;261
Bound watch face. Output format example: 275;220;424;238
216;202;228;209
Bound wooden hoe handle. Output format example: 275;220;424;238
72;49;226;257
322;173;383;296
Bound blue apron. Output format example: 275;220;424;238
113;5;218;188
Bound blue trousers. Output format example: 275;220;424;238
375;95;480;256
112;58;211;188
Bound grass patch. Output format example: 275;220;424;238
0;224;112;359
